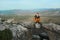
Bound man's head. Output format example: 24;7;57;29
35;12;40;16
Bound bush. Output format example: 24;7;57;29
0;29;13;40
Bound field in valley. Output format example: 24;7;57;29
0;14;60;25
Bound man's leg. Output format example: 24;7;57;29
38;22;43;27
33;22;37;34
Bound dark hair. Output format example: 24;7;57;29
37;12;39;14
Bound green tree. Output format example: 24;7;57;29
0;29;13;40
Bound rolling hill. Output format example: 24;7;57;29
0;8;60;16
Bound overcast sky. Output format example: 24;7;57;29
0;0;60;10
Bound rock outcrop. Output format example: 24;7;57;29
0;22;60;40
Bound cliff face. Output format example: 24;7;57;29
0;22;60;40
43;23;60;40
0;23;29;40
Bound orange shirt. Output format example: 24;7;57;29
33;18;40;23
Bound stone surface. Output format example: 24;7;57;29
0;22;60;40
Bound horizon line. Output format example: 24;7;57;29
0;8;60;10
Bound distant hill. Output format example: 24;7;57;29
39;8;60;16
0;8;60;16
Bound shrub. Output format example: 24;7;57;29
0;29;13;40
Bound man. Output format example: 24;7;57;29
33;13;40;23
33;13;42;34
33;13;42;27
